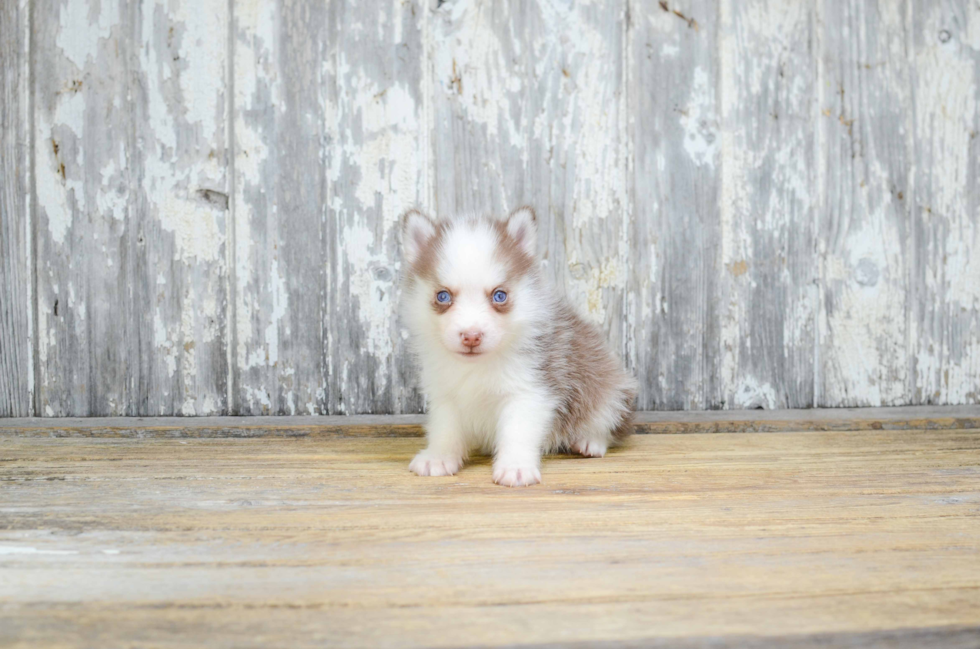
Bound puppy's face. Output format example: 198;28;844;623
401;207;538;360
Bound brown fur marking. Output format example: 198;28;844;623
490;219;534;280
537;301;637;450
403;210;445;284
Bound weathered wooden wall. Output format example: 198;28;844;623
1;0;978;417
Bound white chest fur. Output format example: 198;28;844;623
424;350;550;444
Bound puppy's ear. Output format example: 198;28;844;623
402;209;437;266
505;206;537;258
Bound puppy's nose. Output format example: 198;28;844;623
460;330;483;349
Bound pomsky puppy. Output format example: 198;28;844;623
400;206;636;487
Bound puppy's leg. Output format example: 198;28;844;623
569;417;611;458
410;401;465;477
570;397;631;458
570;438;608;458
492;397;553;487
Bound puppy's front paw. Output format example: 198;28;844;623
571;439;607;458
492;465;541;487
409;451;462;477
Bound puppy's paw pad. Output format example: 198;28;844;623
409;452;461;477
492;466;541;487
571;439;607;458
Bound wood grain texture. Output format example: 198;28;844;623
4;0;980;416
909;0;980;405
325;0;428;415
31;0;230;416
630;0;722;410
135;0;231;416
33;0;135;416
0;0;32;417
816;0;913;407
2;430;979;647
717;0;816;409
431;0;527;217
232;0;332;415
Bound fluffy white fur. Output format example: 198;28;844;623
401;207;635;487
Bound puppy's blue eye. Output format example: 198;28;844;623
492;290;507;303
436;290;451;304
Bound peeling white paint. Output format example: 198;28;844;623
265;255;287;366
680;67;718;168
433;0;524;146
326;11;427;404
339;75;420;228
733;376;777;410
909;3;980;404
565;257;624;326
154;310;177;379
18;0;980;416
157;194;225;263
233;0;278;380
96;155;127;221
57;0;116;69
244;386;272;413
822;158;909;406
717;0;815;408
201;395;219;414
531;0;625;228
140;1;228;265
342;221;396;359
37;93;86;246
915;29;977;229
172;0;225;146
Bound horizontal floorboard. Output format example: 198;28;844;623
2;428;980;647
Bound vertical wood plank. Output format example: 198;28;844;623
909;0;980;405
326;0;428;413
232;0;331;415
817;0;912;407
136;0;231;415
525;0;631;363
716;1;816;409
430;0;527;217
33;0;230;416
33;0;135;415
0;0;33;417
630;0;721;410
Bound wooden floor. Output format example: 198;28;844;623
2;413;980;648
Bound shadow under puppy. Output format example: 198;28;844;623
400;207;636;487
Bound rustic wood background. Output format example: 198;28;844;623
1;0;978;417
